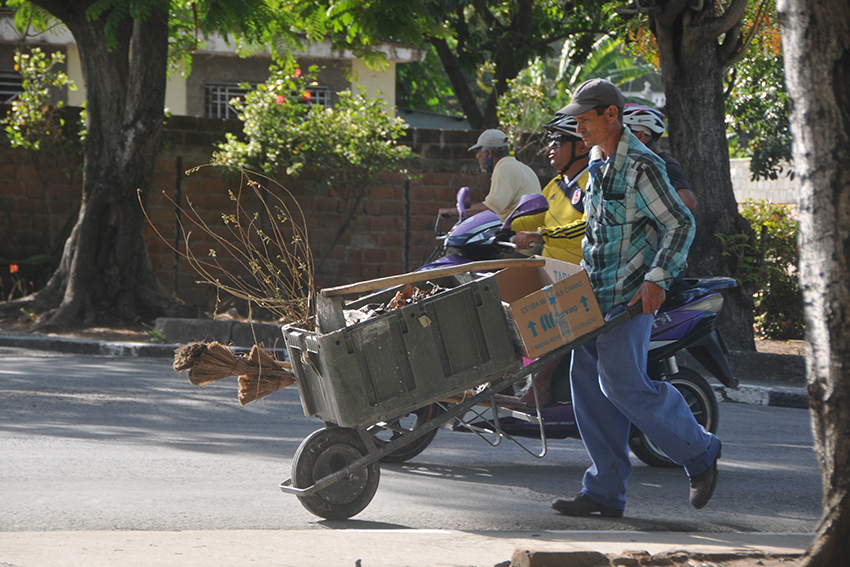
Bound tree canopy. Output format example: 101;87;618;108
302;0;610;128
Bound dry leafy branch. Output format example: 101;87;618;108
140;166;315;325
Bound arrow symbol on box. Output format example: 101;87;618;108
580;296;589;311
527;320;538;338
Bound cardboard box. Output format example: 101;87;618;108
495;257;604;359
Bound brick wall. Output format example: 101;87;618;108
1;115;551;311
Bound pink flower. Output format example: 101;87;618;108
276;95;285;105
295;68;301;77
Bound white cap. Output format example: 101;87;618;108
468;129;509;151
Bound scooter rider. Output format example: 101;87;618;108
511;114;591;264
622;104;697;212
438;129;541;223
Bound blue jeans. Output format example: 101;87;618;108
569;306;721;510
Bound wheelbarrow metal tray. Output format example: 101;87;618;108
283;274;520;428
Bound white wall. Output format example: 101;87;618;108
730;158;797;205
164;62;187;116
65;45;85;107
350;59;396;112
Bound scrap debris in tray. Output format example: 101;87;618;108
386;282;446;310
343;282;448;325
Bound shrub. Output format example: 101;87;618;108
720;199;803;340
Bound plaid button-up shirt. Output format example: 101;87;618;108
582;128;695;314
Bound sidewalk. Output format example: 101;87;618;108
0;528;810;567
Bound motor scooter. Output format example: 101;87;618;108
373;187;738;467
419;187;547;269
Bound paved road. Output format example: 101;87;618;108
0;348;821;534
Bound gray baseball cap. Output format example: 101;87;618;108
558;78;625;116
468;129;509;151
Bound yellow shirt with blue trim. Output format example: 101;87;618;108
510;168;589;264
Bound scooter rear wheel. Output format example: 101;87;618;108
629;368;719;468
372;403;444;463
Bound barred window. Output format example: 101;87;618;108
204;83;250;119
0;69;24;104
204;82;332;119
303;86;331;107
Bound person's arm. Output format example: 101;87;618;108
510;211;546;249
438;201;490;219
660;152;698;212
513;215;587;251
539;217;587;247
676;188;698;212
630;160;695;314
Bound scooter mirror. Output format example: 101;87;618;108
456;187;472;221
503;193;549;230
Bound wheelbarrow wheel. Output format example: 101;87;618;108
629;368;719;468
291;427;380;520
373;403;444;463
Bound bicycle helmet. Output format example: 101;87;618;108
544;113;580;138
623;103;666;146
543;114;587;173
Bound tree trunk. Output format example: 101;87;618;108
650;3;756;350
778;0;850;564
4;0;195;327
430;38;485;129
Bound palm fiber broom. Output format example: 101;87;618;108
173;341;295;404
237;344;295;406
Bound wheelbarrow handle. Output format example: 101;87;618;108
320;257;546;298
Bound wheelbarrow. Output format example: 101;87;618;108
279;259;642;520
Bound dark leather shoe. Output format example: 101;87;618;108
690;445;721;509
551;494;623;518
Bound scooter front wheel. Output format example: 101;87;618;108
629;368;719;468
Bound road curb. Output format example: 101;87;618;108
714;384;809;409
0;333;178;358
0;333;288;360
1;333;808;409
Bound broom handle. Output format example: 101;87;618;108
320;257;546;298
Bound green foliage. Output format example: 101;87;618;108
725;49;791;181
496;74;554;158
717;200;803;340
397;45;464;116
723;1;790;181
212;60;412;267
2;48;81;152
302;0;611;125
214;60;412;183
497;36;654;139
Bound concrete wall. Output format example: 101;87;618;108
730;158;796;205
